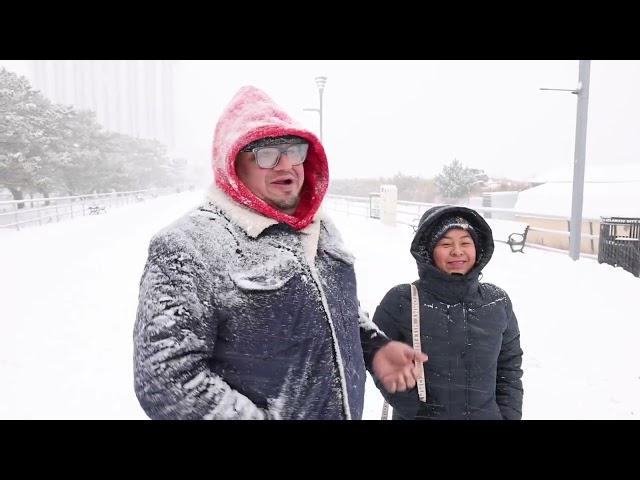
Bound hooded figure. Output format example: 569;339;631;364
370;205;524;420
212;86;329;230
133;86;411;420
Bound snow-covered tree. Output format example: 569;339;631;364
99;133;180;192
52;109;108;195
435;159;487;201
0;68;54;206
1;67;185;202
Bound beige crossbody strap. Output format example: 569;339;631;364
410;283;427;403
381;283;426;420
380;399;390;421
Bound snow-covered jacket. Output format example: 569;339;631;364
134;86;387;419
371;205;524;420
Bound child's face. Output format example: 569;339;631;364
432;228;477;275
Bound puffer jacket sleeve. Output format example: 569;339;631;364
369;285;422;419
359;305;391;370
134;231;273;420
496;293;524;420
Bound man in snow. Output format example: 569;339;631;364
133;86;426;419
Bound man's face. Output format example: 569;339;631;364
235;147;305;215
432;228;477;275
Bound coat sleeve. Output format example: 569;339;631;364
359;305;390;371
369;285;422;419
371;285;409;343
133;231;274;420
496;293;524;420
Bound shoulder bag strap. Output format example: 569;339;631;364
381;283;426;419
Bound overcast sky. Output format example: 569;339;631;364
3;60;639;181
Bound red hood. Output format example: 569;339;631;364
212;85;329;230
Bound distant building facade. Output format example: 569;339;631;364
29;60;177;153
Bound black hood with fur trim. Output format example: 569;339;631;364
372;205;522;419
410;205;495;302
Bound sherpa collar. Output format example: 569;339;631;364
207;183;323;263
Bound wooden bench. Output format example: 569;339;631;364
507;225;530;253
88;205;106;215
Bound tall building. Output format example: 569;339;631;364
29;60;177;153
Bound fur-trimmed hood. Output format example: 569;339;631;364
411;205;494;279
212;86;329;230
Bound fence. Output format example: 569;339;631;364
0;188;171;231
598;217;640;277
324;194;601;252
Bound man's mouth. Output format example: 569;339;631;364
272;178;294;186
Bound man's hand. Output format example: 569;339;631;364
372;341;428;393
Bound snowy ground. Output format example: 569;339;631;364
1;190;638;419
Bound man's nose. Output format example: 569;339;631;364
273;152;294;170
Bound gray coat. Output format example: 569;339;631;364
134;187;386;419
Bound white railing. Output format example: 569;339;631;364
324;194;601;242
323;194;371;218
0;188;172;231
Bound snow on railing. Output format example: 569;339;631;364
324;194;601;242
0;188;175;231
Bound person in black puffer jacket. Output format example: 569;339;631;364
370;205;524;420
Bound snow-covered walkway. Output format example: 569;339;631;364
1;190;637;419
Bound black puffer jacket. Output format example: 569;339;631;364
371;205;523;420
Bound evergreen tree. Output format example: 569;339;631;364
434;159;487;201
0;68;54;206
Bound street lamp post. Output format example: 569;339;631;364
540;60;591;260
303;76;328;142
